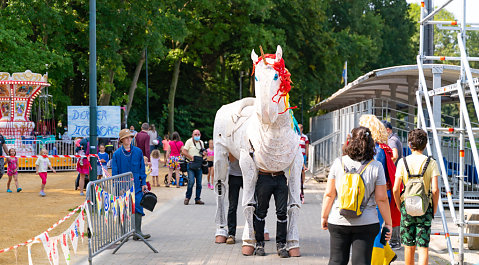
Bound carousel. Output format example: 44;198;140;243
0;70;50;155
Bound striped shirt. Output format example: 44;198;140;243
299;133;309;156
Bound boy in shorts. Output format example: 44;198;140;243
392;129;439;265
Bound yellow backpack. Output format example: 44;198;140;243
339;159;373;218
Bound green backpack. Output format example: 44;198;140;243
402;156;432;216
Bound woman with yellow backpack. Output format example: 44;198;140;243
321;126;392;265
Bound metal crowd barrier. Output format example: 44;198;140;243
85;172;157;265
4;139;119;172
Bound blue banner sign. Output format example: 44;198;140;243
67;106;121;138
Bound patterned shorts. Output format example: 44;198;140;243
400;201;433;248
167;156;181;170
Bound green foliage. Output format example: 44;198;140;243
0;0;419;138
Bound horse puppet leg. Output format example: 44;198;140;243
286;150;303;257
214;145;230;243
239;149;257;256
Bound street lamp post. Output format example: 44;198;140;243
88;0;98;180
146;47;149;123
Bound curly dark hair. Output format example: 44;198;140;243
344;126;376;161
408;129;427;151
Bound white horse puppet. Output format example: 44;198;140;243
213;45;303;256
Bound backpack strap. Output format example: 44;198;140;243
359;160;373;175
342;158;372;174
420;156;432;178
403;157;412;177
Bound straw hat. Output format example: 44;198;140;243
118;129;134;142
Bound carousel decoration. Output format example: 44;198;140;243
0;70;50;155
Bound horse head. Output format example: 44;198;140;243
251;45;292;125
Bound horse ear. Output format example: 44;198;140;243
251;49;258;63
275;45;283;62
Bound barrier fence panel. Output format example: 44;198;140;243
85;172;157;265
5;139;120;172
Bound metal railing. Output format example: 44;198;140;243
4;139;119;172
85;172;157;264
309;131;341;178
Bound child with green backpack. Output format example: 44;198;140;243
392;129;440;265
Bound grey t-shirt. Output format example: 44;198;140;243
228;160;242;176
327;155;386;226
388;133;403;164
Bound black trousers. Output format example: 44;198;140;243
227;175;243;236
327;223;380;265
253;174;288;243
228;175;243;236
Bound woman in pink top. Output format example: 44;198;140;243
166;132;183;187
162;135;170;167
206;139;214;190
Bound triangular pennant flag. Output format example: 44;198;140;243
103;191;110;224
130;186;135;214
95;186;101;214
27;244;33;265
119;196;125;225
38;232;53;265
78;213;85;241
124;194;130;219
69;225;78;254
113;196;118;222
52;237;59;265
60;233;71;265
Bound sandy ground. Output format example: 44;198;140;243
0;158;182;265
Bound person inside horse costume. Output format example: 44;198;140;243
212;45;303;257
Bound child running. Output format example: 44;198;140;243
6;148;21;193
144;156;152;191
36;149;56;197
206;139;214;190
150;149;161;186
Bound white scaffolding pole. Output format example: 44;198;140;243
416;1;479;264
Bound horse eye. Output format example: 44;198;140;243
255;76;258;81
274;74;279;80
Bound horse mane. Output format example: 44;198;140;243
252;54;296;114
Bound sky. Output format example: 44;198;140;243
406;0;479;23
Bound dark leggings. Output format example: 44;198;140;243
328;223;380;265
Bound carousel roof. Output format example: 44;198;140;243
311;64;479;111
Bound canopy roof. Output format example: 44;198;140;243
312;64;479;111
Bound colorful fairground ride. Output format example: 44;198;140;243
0;70;59;159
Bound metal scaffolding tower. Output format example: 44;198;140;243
416;1;479;264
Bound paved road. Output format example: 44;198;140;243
74;175;471;265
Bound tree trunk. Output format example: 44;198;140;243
98;70;115;106
168;58;181;134
126;49;146;119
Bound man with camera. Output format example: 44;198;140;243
182;129;206;205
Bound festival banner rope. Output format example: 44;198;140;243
0;202;85;254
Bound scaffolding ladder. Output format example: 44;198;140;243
416;1;479;264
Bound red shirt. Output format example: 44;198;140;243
135;131;150;160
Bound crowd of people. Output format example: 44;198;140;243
1;116;440;264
